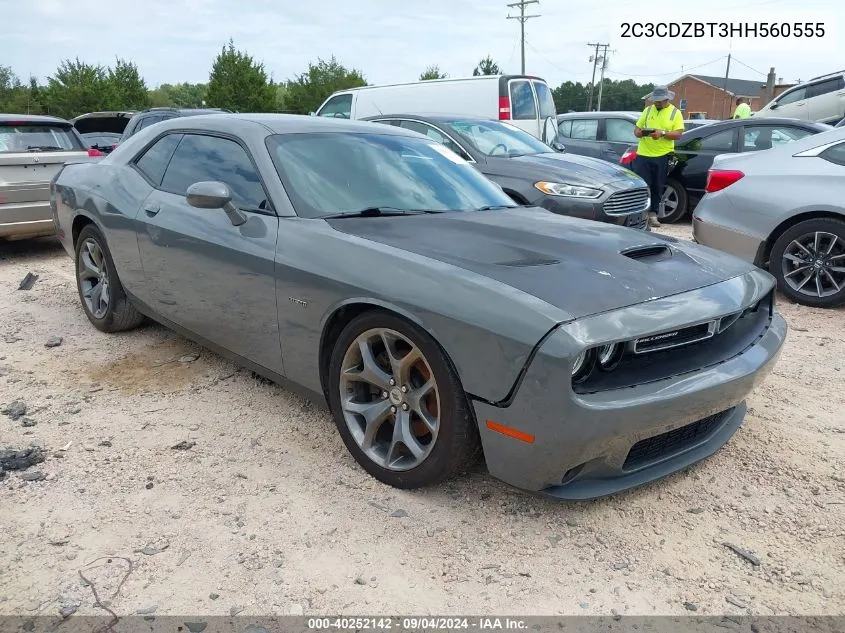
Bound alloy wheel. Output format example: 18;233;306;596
781;231;845;299
77;238;111;319
659;185;679;219
339;327;440;471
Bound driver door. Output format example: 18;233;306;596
133;131;284;374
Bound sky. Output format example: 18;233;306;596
3;0;842;92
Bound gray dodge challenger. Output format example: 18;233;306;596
51;113;788;500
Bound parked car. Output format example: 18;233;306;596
683;119;722;130
753;70;845;125
119;107;231;143
555;111;721;164
51;113;786;499
314;75;559;144
80;132;122;154
1;114;99;241
363;113;650;230
619;117;830;223
692;126;845;308
71;111;135;138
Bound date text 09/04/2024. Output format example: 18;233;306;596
621;22;826;38
307;617;528;630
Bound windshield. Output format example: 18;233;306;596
0;123;84;153
265;132;517;219
443;119;554;157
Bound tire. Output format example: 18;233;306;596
768;217;845;308
658;178;688;224
74;224;144;332
327;310;481;489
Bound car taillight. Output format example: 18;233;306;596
498;96;511;120
705;169;744;193
620;149;637;165
87;148;104;157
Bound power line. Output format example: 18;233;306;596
605;56;728;78
730;57;768;76
506;0;541;74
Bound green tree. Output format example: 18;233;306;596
206;39;276;112
284;55;367;115
43;58;113;118
420;65;447;80
149;82;207;108
472;56;500;76
107;58;151;110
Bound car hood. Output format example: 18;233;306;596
328;208;755;320
482;152;644;186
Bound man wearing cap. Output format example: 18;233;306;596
633;86;685;227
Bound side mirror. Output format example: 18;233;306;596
186;181;246;226
769;103;779;110
552;141;566;152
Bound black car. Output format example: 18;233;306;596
619;117;831;223
555;111;722;164
119;107;231;142
80;132;122;154
363;113;651;230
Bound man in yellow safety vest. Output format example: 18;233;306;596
732;97;752;119
632;86;685;227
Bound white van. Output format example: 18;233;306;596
314;75;559;144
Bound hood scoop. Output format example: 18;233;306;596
620;244;673;263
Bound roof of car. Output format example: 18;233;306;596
0;113;72;125
679;116;830;140
361;113;497;123
148;112;423;136
557;111;642;119
71;111;136;121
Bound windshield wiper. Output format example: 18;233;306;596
477;204;518;211
26;145;64;152
321;207;443;219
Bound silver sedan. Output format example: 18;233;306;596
693;126;845;308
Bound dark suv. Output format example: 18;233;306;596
119;107;231;142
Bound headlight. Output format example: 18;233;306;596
644;195;651;211
571;349;594;382
597;343;623;371
534;181;603;198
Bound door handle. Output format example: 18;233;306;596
143;203;160;217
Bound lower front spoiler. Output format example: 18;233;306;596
539;402;746;500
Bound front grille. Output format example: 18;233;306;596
603;188;650;216
634;321;715;354
623;409;732;471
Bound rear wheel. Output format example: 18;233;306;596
327;311;481;489
658;179;688;224
769;218;845;308
74;224;144;332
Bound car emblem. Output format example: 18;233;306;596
33;156;40;163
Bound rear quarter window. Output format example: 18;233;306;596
0;124;84;153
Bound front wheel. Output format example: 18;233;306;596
74;224;144;332
658;179;688;224
327;311;481;489
768;218;845;308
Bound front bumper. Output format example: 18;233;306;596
472;270;787;499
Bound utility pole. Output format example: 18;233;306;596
507;0;540;74
596;45;611;112
586;43;601;111
721;53;732;119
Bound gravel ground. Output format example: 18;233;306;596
0;223;843;619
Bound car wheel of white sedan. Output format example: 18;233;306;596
769;218;845;308
74;224;145;333
328;310;482;489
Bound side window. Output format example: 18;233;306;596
605;118;636;143
557;119;572;138
807;77;844;99
820;142;845;166
134;134;182;186
697;129;737;152
317;94;353;118
137;115;164;130
532;81;557;119
776;87;807;106
509;80;537;120
743;125;814;152
399;121;472;161
570;119;599;141
372;119;401;127
160;134;268;210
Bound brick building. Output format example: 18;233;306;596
659;73;796;119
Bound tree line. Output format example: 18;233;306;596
0;40;655;120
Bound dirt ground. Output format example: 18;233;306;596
1;222;843;619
